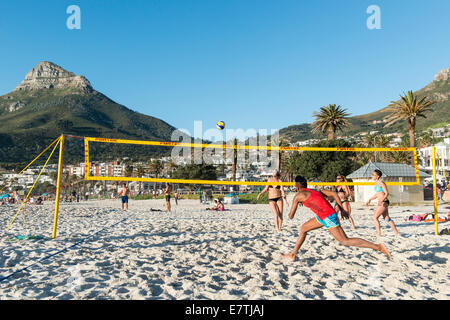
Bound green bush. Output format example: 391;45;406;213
238;192;268;204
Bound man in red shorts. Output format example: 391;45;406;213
282;176;391;261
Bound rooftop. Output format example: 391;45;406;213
346;162;430;179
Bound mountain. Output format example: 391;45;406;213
0;61;183;166
279;68;450;143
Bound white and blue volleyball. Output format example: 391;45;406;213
216;121;225;130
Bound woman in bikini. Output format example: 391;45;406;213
257;170;289;232
335;175;356;230
366;169;400;236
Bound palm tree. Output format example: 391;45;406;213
311;104;351;140
384;91;436;148
389;138;410;164
165;160;178;177
375;135;393;162
231;138;238;182
417;130;433;148
284;155;297;182
148;159;163;192
124;165;134;178
136;165;145;192
357;133;378;163
278;138;291;179
362;133;378;148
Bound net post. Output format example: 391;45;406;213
432;146;439;236
52;134;64;239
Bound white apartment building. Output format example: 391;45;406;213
0;173;54;188
418;138;450;177
67;163;85;177
430;125;450;138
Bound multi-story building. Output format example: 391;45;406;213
418;138;450;178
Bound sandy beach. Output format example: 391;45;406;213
0;196;449;300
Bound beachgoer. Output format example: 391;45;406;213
198;188;202;203
174;191;179;205
281;175;391;262
414;212;450;222
164;183;171;212
116;183;130;211
206;199;219;211
366;169;400;236
335;175;356;230
257;169;289;232
442;179;447;191
206;199;225;211
217;200;225;211
13;190;20;204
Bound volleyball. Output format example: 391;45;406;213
216;121;225;130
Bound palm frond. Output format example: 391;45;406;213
311;104;351;138
383;90;435;127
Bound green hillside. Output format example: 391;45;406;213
0;65;182;167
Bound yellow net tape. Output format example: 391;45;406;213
84;136;421;187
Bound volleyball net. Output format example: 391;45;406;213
84;136;421;187
5;134;446;238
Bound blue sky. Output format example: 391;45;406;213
1;0;450;137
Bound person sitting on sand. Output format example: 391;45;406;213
206;199;219;211
281;175;392;262
206;199;225;211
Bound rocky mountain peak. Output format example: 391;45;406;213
13;61;93;93
434;68;450;82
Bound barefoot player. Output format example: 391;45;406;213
366;169;400;236
164;183;172;212
117;183;130;211
281;176;391;262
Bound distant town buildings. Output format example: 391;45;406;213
1;124;448;194
418;137;450;178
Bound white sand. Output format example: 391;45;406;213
0;196;449;300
